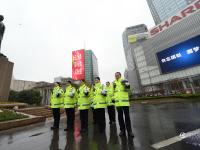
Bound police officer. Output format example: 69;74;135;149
90;84;97;124
50;82;64;130
63;80;76;131
113;72;134;137
93;77;107;133
105;81;116;125
77;80;90;133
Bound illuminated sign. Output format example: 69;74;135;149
149;0;200;37
72;49;85;80
128;35;137;43
156;35;200;74
128;33;148;44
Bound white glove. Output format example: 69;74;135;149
84;89;89;95
69;92;74;98
125;82;130;86
101;90;107;96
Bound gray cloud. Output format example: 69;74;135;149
1;0;154;83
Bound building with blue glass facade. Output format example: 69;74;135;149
146;0;196;24
84;50;99;84
123;0;200;95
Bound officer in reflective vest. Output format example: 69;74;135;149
93;77;107;133
105;81;116;125
50;82;64;130
113;72;134;137
90;84;97;124
63;80;76;132
77;80;90;133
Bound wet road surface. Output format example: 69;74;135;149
1;102;200;150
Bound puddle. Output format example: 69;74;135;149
183;134;200;147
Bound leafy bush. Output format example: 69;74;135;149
0;109;28;122
9;90;42;105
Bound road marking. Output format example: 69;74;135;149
151;128;200;149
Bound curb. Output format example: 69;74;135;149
0;111;46;131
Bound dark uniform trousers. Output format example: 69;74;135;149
95;108;106;132
116;106;132;132
92;108;97;124
65;108;75;130
80;109;88;130
52;108;60;128
107;106;116;123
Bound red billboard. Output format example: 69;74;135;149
72;49;85;80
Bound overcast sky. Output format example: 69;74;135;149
1;0;154;83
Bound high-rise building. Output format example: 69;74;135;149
122;24;148;94
146;0;196;24
84;50;99;83
123;1;200;95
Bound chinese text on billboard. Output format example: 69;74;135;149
157;35;200;74
72;49;85;80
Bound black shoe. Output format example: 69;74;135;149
109;121;116;125
51;126;58;130
128;132;134;138
119;131;126;136
80;129;87;133
64;127;74;132
64;128;68;131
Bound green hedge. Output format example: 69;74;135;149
132;94;200;101
9;90;42;105
0;109;28;122
174;94;200;99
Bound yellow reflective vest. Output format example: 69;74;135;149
77;84;90;110
105;85;114;106
93;82;107;109
89;86;94;108
63;85;76;108
113;78;130;107
50;85;64;108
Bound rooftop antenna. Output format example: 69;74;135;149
84;40;86;50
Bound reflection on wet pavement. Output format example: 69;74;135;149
1;102;200;150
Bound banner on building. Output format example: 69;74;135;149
72;49;85;80
157;34;200;74
149;0;200;38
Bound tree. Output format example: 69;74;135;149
9;90;42;105
9;90;19;102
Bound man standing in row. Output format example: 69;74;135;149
93;77;107;133
113;72;134;137
63;80;76;132
77;80;90;133
90;84;97;125
105;81;116;125
50;82;64;130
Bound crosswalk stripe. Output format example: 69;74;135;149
151;128;200;149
